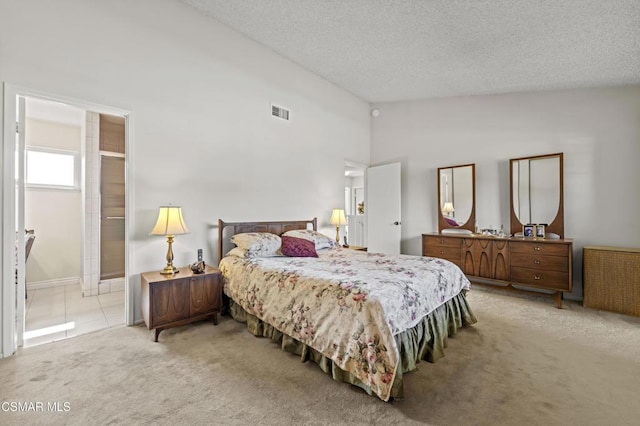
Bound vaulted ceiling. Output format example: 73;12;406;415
179;0;640;103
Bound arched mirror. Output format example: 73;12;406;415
437;163;476;233
510;152;564;238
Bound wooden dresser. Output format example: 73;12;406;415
423;233;573;308
583;246;640;317
141;265;222;341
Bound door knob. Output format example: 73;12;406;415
394;221;401;225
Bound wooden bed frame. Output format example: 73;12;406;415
217;218;317;265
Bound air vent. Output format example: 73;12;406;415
271;104;290;121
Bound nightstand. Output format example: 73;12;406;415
141;265;222;342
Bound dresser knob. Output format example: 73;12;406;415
534;246;541;251
534;260;541;265
440;250;444;255
534;275;541;280
439;239;444;244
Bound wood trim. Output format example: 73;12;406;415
217;218;317;265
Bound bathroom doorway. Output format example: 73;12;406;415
2;83;133;354
22;101;127;347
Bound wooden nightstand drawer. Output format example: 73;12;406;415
190;273;222;317
150;279;190;327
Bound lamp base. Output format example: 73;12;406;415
160;235;179;275
160;265;179;275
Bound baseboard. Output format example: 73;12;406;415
26;276;80;291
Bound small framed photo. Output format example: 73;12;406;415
535;224;546;239
523;224;535;238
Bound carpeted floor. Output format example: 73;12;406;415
1;287;639;425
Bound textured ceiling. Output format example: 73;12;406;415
179;0;640;102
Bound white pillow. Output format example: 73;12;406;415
282;229;336;250
230;232;282;257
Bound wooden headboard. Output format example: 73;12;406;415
217;218;317;264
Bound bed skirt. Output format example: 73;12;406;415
228;291;477;401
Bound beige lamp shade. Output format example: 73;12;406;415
151;206;190;236
330;208;347;226
442;202;455;215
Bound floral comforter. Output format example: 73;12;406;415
219;248;471;401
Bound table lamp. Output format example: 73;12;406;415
442;202;455;217
150;205;190;275
329;208;347;244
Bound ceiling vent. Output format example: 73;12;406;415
271;104;290;121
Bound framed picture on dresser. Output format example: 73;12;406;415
523;224;535;238
535;224;546;238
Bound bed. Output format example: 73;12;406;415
217;218;476;402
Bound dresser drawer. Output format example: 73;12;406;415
510;241;569;257
423;246;461;265
510;253;569;273
422;235;461;249
510;267;570;291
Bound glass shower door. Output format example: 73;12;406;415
100;155;125;280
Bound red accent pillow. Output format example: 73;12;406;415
281;236;318;257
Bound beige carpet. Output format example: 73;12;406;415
1;287;639;426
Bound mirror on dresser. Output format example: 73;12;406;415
509;153;564;238
437;163;476;233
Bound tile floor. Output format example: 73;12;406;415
24;283;125;348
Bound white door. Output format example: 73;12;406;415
15;96;27;347
366;162;401;254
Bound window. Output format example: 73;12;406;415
26;147;80;189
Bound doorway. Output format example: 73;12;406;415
2;84;133;356
23;100;127;347
344;161;367;247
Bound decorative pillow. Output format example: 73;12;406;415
281;236;318;258
282;229;336;250
444;217;459;227
230;232;282;257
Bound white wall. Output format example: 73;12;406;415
25;118;83;283
371;85;640;299
1;0;370;325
